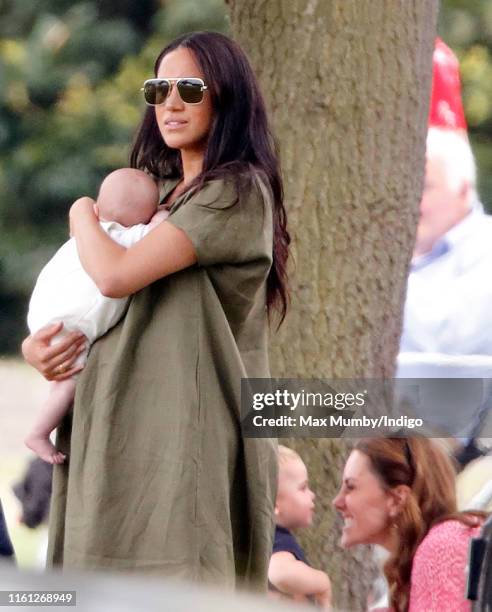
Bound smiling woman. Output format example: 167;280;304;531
333;437;487;611
22;31;290;590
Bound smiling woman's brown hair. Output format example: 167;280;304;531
355;437;485;612
131;31;290;325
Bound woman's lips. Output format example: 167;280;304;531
164;120;188;130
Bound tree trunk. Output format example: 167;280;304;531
227;1;439;609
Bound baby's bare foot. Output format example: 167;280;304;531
25;435;66;465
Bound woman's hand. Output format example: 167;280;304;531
22;322;87;381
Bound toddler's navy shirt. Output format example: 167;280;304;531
272;525;309;564
270;526;316;603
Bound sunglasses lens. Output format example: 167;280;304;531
177;79;204;104
144;80;170;105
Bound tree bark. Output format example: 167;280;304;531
227;1;439;610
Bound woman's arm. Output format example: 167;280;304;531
69;197;197;298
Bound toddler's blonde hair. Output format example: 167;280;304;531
278;444;302;466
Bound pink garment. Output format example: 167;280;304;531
408;519;480;612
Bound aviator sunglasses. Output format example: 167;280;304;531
142;77;208;105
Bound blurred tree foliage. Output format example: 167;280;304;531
439;0;492;209
1;1;492;354
0;0;228;353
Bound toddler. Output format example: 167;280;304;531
25;168;168;464
268;445;332;609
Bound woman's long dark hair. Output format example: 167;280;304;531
130;31;289;324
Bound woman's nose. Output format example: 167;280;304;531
333;491;344;510
164;83;184;109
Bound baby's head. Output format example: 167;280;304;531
275;445;315;530
97;168;159;226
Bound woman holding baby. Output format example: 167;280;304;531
22;31;289;589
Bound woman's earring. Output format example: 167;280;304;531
389;512;398;531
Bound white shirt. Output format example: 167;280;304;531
398;203;492;438
400;202;492;356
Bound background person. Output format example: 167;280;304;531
398;39;492;457
399;127;492;355
397;129;492;449
22;31;289;589
12;458;53;568
0;500;15;562
13;458;52;530
333;437;486;611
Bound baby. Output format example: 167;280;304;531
268;445;332;609
26;168;167;464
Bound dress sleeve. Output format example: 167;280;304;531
166;177;273;267
408;521;473;612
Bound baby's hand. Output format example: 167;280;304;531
147;207;170;229
69;196;97;235
153;204;170;220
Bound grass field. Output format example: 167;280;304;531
0;358;50;568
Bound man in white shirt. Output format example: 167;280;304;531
400;127;492;355
398;129;492;447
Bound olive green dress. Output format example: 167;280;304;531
46;176;277;590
